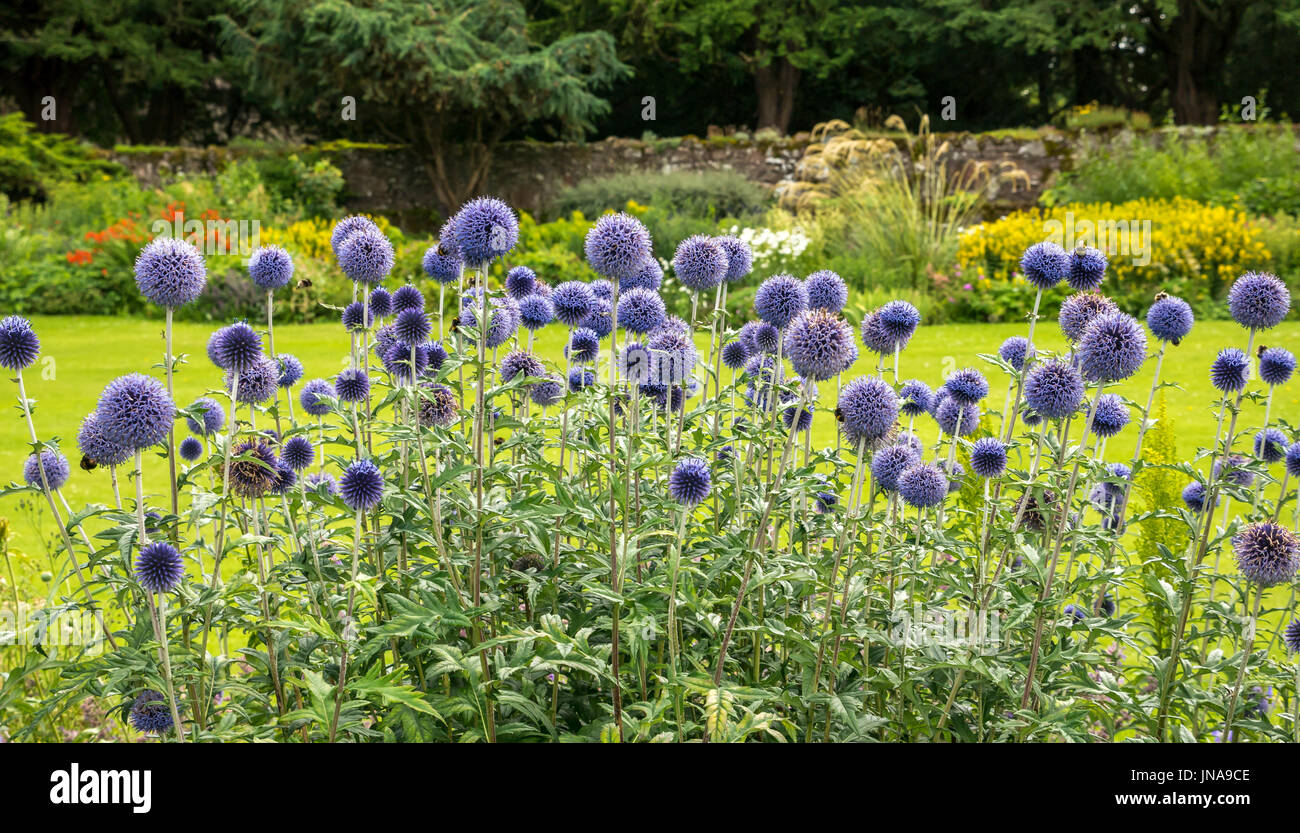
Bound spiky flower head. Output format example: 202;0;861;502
721;339;752;370
342;301;373;332
368;287;393;318
551;281;597;328
805;270;848;312
393;308;432;345
585;212;652;281
248;245;293;291
135;236;207;307
1284;620;1300;654
335;368;370;403
185;397;225;436
872;444;920;491
501;350;545;384
568;368;596;392
815;491;838;514
1210;348;1251;393
945;367;989;404
1233;521;1300;587
1213;454;1255;488
784;309;854;382
899;463;948;508
1019;241;1069;290
281;435;314;471
1089;394;1130;438
330;215;380;256
340;459;385;512
461;295;519;348
1287;441;1300;478
969;437;1008;478
227;439;278;498
672;234;727;292
0;315;40;371
936;397;979;437
338;228;394;284
418;382;459;428
1067;246;1107;291
754;274;808;329
580;298;612;339
1254;427;1287;464
648;328;697;383
392;284;424;314
1023;360;1085;420
624;259;664;292
1077;311;1147;382
517;294;554;331
838;377;899;446
1146;294;1194;344
565;327;600;365
421;243;462;284
211;322;263;373
77;411;132;468
129;690;173;734
998;336;1034;371
859;312;895;355
179;436;203;462
714;236;753;283
669;458;712;505
300;378;337;417
134;540;184;593
877;300;922;345
1259;346;1295;387
95;374;174;450
1059;292;1118;342
227;356;278;404
450;197;518;266
1228;271;1290;330
530;376;565;407
307;471;338;497
276;354;303;389
939;460;965;493
23;449;69;490
898;380;932;417
617;288;667;334
749;322;779;354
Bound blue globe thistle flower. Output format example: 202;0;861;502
517;294;554;331
721;339;752;370
594;277;616;299
212;322;263;373
1089;394;1129;438
619;342;653;384
451;197;518;266
970;437;1008;478
581;298;612;339
899;380;933;417
1254;427;1287;463
394;308;432;344
338;228;394;284
752;322;780;354
96;374;174;450
134;236;207;307
859;312;897;355
305;471;337;497
1210;348;1251;393
185;397;225;436
672;234;727;292
462;296;520;348
1067;246;1107;291
998;336;1034;371
129;690;173;734
784;309;854;382
899;463;948;508
505;266;537;299
368;287;393;318
945;367;989;404
300;379;336;417
227;439;278;498
1233;522;1300;586
342;300;374;332
1091;463;1131;509
936;397;979;437
1182;481;1213;513
421;244;462;284
939;460;965;493
1021;408;1041;427
330;215;380;256
872;444;921;491
1063;604;1087;623
552;281;597;328
1077;311;1147;383
566;327;601;364
805;270;848;312
1228;271;1290;330
648;329;698;383
281;436;314;471
617;288;667;334
929;386;949;418
381;340;430;384
1019;241;1069;290
624;259;664;292
228;356;278;404
568;368;596;392
715;236;753;283
501;350;545;384
838;376;900;446
77;411;132;468
669;458;712;504
0;315;40;371
335;368;370;403
340;459;385;512
1287;442;1300;478
1284;620;1300;654
1023;360;1084;420
1146;294;1194;344
1213;454;1255;488
23;449;69;490
418;382;459;428
877;300;922;345
585;212;652;281
271;463;297;495
1259;346;1295;387
1059;292;1118;342
754;274;808;329
782;389;813;432
898;431;925;458
392;284;424;313
248;245;293;291
276;354;303;388
135;541;184;592
815;491;838;514
530;376;565;407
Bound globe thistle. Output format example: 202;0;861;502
392;308;432;345
619;342;653;385
23;449;70;490
382;341;431;384
248;245;293;291
369;287;393;319
998;336;1034;371
551;281;596;328
945;367;989;404
1023;360;1085;420
1232;522;1300;587
418;383;459;428
0;315;40;371
462;296;520;348
784;309;854;381
77;411;132;468
281;435;314;471
1259;346;1295;387
228;356;278;404
969;437;1008;478
451;197;518;266
501;351;545;384
1213;454;1255;488
877;300;922;345
306;472;338;497
276;354;303;388
211;322;263;373
899;463;948;508
566;328;601;364
939;460;965;493
1066;246;1107;291
929;386;950;417
95;374;175;450
585;212;653;281
721;339;752;370
1284;620;1300;654
672;234;727;292
1254;428;1287;464
267;462;298;495
898;380;933;417
335;368;370;403
837;376;900;446
617;288;667;334
129;690;173;735
1210;348;1250;393
388;285;422;315
708;236;750;283
1019;241;1069;290
1063;604;1087;623
342;301;374;332
340;459;385;512
669;458;712;505
517;294;554;331
300;378;337;417
530;376;565;407
1077;311;1147;383
227;439;278;498
1089;394;1130;438
134;236;207;307
505;266;538;300
330;215;380;256
815;491;838;514
1091;463;1131;509
1146;294;1194;345
648;328;698;383
592;278;613;302
421;244;462;284
1227;271;1290;331
581;298;612;340
135;541;184;592
184;397;225;436
1059;292;1118;342
754;274;808;329
936;397;979;437
568;368;596;392
859;312;896;355
782;390;813;432
624;258;664;292
1016;489;1058;531
752;322;780;354
872;444;920;491
1288;442;1300;478
1021;408;1042;427
805;270;848;312
338;228;394;284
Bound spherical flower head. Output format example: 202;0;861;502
330;215;380;256
1067;246;1107;291
617;288;667;334
530;376;565;407
672;234;727;292
754;274;808;329
929;386;949;418
228;356;278;404
624;259;664;292
713;236;753;283
505;266;537;299
176;435;202;463
871;444;920;491
648;329;697;383
96;373;174;450
814;490;838;514
275;354;303;389
782;387;813;432
340;458;385;512
860;312;897;355
1089;394;1130;438
969;437;1008;478
580;298;612;340
300;378;336;417
461;296;519;348
518;294;554;331
1077;311;1147;383
77;411;132;468
936;397;979;437
421;244;462;284
899;463;948;508
338;228;394;284
669;457;712;505
585;212;653;281
1233;521;1300;587
593;277;615;301
501;350;545;384
619;342;653;385
1021;407;1042;427
393;308;432;345
1259;346;1295;387
0;315;40;371
23;449;69;490
564;327;600;365
784;309;854;382
877;300;921;344
939;460;965;493
129;690;173;735
335;368;370;403
248;245;293;291
1023;360;1084;420
227;439;278;498
135;541;184;593
135;236;207;308
752;323;780;354
1146;294;1194;344
185;397;226;436
307;471;338;497
805;270;848;312
945;367;989;404
1228;271;1290;330
568;367;596;392
1181;481;1211;513
281;435;314;471
1284;619;1300;654
368;287;393;318
212;322;263;373
898;380;933;417
837;376;900;446
721;339;752;370
1287;442;1300;478
1210;348;1250;393
1213;454;1255;488
1059;292;1118;342
452;197;518;266
392;284;425;314
551;281;597;328
1254;427;1287;464
418;382;459;428
1019;241;1069;290
342;301;374;332
271;462;298;495
998;336;1034;371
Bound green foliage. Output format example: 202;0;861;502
550;170;768;224
0;114;123;201
1133;394;1182;655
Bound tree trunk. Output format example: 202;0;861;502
754;56;800;134
1164;0;1249;125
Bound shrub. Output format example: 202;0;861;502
0;113;123;202
550;170;768;221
